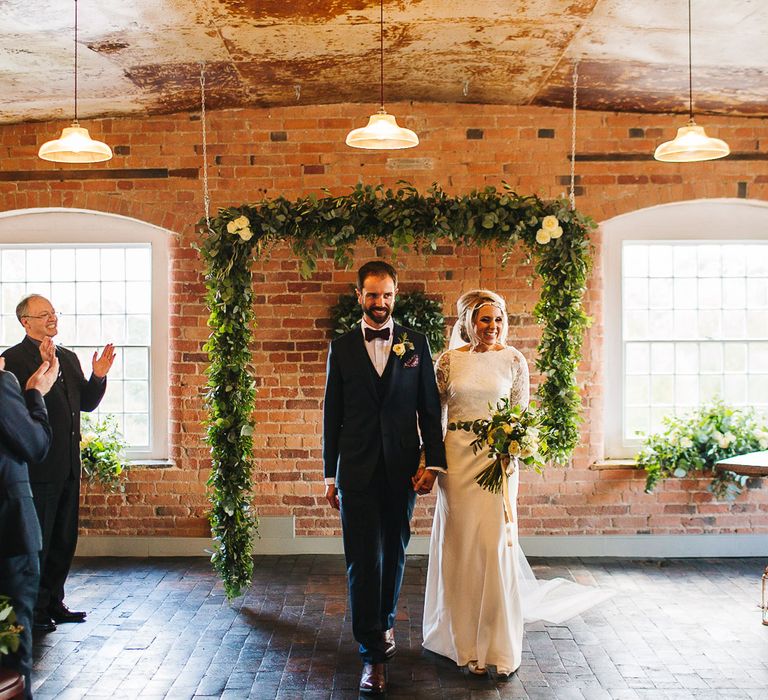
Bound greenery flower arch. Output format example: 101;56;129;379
199;182;594;599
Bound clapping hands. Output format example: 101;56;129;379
92;343;116;378
24;338;60;396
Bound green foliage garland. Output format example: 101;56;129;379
331;289;446;353
199;182;594;599
80;415;128;493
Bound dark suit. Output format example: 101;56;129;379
0;370;52;699
323;323;446;663
2;336;106;615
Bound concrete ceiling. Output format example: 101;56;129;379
1;0;767;125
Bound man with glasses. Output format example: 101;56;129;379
2;294;116;633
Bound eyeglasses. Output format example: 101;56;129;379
22;311;59;320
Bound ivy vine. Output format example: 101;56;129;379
331;289;446;354
199;182;594;599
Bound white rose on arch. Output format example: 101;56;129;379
226;215;254;241
535;228;551;245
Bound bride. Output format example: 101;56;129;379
422;289;612;677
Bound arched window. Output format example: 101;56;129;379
603;199;768;458
0;208;169;459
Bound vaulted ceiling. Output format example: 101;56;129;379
1;0;766;125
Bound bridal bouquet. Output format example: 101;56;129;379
448;398;547;494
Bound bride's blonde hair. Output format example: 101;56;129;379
456;289;509;348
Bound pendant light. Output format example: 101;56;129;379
345;0;418;150
654;0;728;162
38;0;112;163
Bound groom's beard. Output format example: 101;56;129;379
363;305;392;325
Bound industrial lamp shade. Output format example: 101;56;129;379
345;110;419;150
653;119;730;163
38;122;113;163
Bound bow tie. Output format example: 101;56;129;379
364;327;390;342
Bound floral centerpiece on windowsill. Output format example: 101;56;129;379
0;596;21;657
637;399;768;500
81;415;129;493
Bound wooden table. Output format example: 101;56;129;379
715;450;768;477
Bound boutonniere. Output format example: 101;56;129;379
392;333;418;366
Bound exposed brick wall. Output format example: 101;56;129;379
1;102;766;538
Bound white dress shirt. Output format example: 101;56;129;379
361;316;394;376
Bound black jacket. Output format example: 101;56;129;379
2;336;106;483
323;323;446;490
0;370;51;556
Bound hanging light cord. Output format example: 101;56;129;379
199;62;213;234
379;0;384;109
569;60;579;210
687;0;693;121
73;0;79;123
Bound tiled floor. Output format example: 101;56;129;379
32;555;768;699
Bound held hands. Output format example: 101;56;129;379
92;343;117;378
325;484;340;510
412;467;437;495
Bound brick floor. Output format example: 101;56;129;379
31;556;768;699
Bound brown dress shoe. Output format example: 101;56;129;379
383;627;396;658
359;662;386;695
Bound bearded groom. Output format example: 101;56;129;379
322;261;447;695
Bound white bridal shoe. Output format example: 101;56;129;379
467;660;487;675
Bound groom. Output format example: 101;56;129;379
323;261;446;695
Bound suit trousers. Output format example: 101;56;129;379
0;553;40;700
30;477;80;613
338;462;416;663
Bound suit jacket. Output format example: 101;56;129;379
323;323;447;490
0;370;51;556
2;336;106;483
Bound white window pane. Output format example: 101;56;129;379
654;311;674;339
125;281;151;314
650;343;674;372
649;279;673;309
648;246;673;277
73;348;93;374
623;278;648;309
100;249;125;281
676;375;699;405
625;407;650;438
26;249;50;282
125;381;148;412
721;245;746;277
26;282;50;299
125;249;151;281
626;343;650;373
123;414;149;447
697;245;721;277
101;316;126;345
673;246;697;277
651;375;674;404
698;310;721;339
724;343;747;373
723;375;747;404
50;249;75;282
746;311;768;339
625;375;649;404
623;245;648;277
698;278;722;309
77;281;100;315
722;311;746;339
746;247;768;276
747;278;768;309
722;279;746;309
674;278;697;309
51;282;76;315
673;310;697;339
101;281;125;314
749;343;768;372
2;282;25;314
2;250;25;281
100;382;124;412
650;406;671;433
699;375;723;402
124;347;149;379
700;344;723;372
55;315;76;343
127;315;150;344
676;344;699;373
748;375;768;403
76;249;100;282
76;315;100;344
624;311;649;340
1;316;19;346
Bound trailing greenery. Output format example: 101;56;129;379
80;415;128;493
637;399;768;499
331;288;446;353
199;181;594;598
0;596;21;657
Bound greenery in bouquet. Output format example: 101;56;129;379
0;596;21;656
637;399;768;500
80;414;129;493
448;397;547;493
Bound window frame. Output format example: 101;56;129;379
0;208;170;460
603;198;768;458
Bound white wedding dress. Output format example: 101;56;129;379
422;345;613;673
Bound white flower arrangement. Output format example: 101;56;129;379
535;215;563;245
226;215;254;241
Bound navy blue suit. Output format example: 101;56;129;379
0;370;52;699
323;323;446;662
